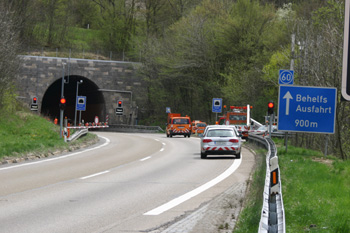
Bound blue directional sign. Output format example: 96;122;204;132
278;85;337;134
212;98;222;113
76;96;86;111
279;69;294;85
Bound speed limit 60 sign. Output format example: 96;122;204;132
279;69;294;85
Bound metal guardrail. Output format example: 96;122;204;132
93;124;164;133
248;134;286;233
67;128;88;142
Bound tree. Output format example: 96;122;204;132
139;0;225;123
139;0;295;124
291;0;349;159
216;0;290;120
91;0;139;51
0;3;21;112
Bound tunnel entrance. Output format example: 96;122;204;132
41;76;106;124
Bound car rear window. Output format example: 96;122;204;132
207;129;234;137
173;118;189;124
197;123;206;127
229;115;246;121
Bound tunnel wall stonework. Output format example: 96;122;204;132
17;56;146;125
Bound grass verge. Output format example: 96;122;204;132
276;140;350;232
0;111;97;160
233;144;266;232
233;139;350;233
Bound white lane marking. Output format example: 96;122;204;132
80;170;110;180
140;156;152;162
144;157;242;215
160;142;166;152
154;139;166;152
0;136;110;171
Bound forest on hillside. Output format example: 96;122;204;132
1;0;350;159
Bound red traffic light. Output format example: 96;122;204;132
117;100;123;108
32;97;37;104
268;101;274;115
59;98;66;110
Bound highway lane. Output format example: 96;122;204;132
0;132;255;232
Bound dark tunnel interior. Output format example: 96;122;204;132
41;75;105;124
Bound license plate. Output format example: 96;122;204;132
177;126;184;128
215;142;226;146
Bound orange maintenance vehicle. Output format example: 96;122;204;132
191;120;207;134
166;113;192;138
191;120;202;134
221;105;252;140
195;122;207;134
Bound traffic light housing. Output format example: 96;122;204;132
32;97;37;104
268;101;274;115
59;98;66;110
117;100;123;108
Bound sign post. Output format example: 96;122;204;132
60;64;65;138
278;85;337;134
76;96;86;125
76;96;86;111
30;104;38;111
212;98;222;122
31;96;38;111
116;107;123;115
342;0;350;101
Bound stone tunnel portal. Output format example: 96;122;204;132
41;75;106;124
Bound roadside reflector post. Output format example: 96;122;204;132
63;127;68;142
268;156;280;229
269;156;280;195
271;169;279;190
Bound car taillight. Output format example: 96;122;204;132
203;139;212;143
229;139;239;143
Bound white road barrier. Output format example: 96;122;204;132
249;134;285;233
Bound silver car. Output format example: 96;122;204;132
200;126;242;159
249;125;278;136
202;124;241;138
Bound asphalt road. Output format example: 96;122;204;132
0;132;255;233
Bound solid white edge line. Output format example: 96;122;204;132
144;157;242;216
80;170;110;180
0;135;110;171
